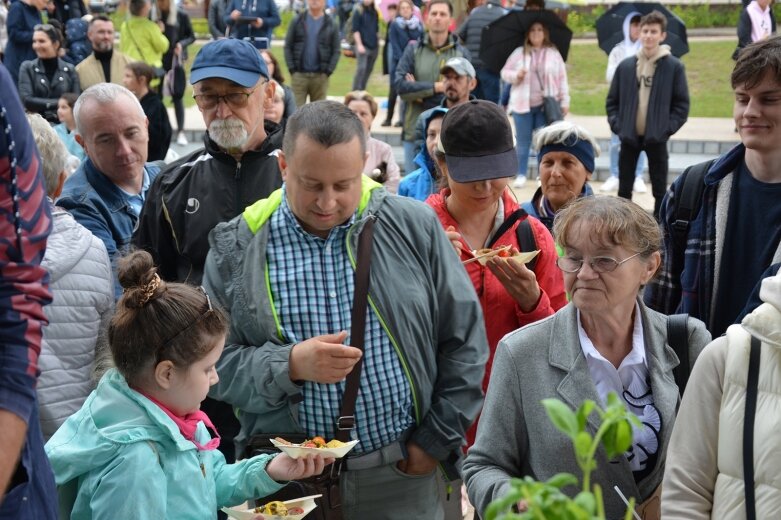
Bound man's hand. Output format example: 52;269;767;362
252;17;263;28
487;255;541;312
356;43;366;55
265;453;335;482
289;331;362;384
434;81;445;93
396;442;438;476
404;72;415;82
230;9;241;20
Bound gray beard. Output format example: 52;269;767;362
209;120;249;150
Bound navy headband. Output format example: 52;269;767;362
538;138;595;173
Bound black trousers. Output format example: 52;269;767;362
617;137;669;219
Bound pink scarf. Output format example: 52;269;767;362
140;392;221;451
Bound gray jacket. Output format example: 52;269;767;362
203;181;489;468
455;0;506;69
39;208;113;440
463;301;711;518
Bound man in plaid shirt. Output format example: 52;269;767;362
645;37;781;337
204;100;488;518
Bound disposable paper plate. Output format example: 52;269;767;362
269;438;359;459
473;248;540;266
222;495;321;520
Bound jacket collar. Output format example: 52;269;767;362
82;158;142;213
422;32;457;52
705;143;745;185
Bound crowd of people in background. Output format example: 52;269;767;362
0;0;780;519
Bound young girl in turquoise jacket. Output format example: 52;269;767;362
45;250;332;519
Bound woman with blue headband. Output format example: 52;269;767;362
521;121;599;233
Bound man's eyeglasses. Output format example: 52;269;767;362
556;252;642;274
192;86;260;110
160;286;214;348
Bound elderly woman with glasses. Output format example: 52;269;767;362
463;195;711;520
522;120;598;233
18;22;81;123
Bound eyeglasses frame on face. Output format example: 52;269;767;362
159;286;214;355
192;83;263;110
556;252;643;274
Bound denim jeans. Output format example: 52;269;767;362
512;107;547;177
475;67;501;104
609;133;646;178
353;46;379;91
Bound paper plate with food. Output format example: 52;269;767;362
222;495;321;520
269;436;359;459
463;245;540;266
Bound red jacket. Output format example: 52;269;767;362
427;188;567;446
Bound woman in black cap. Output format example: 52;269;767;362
425;99;567;449
17;22;81;124
521;120;599;233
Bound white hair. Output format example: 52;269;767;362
74;83;145;135
532;120;601;157
25;113;67;196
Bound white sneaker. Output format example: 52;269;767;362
176;132;188;146
633;176;648;193
600;176;620;192
512;175;527;188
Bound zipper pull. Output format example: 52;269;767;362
235;161;241;180
200;461;206;478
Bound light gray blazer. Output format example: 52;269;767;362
463;300;711;519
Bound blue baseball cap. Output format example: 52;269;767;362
190;39;269;88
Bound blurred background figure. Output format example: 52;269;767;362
264;79;287;126
522;121;598;233
5;0;45;85
18;22;81;123
344;90;401;192
225;0;281;42
456;0;506;103
152;0;194;146
351;0;380;90
25;112;113;442
53;92;85;165
734;0;777;59
208;0;230;38
261;49;296;122
76;15;133;90
383;0;421;127
123;61;172;162
0;0;8;63
501;21;569;189
119;0;170;86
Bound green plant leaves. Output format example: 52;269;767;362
543;399;579;439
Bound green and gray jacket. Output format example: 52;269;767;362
203;178;489;472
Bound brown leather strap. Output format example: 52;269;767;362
335;216;375;442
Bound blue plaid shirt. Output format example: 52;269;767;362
267;190;414;454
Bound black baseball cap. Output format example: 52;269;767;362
439;100;518;182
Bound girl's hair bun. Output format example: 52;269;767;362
117;250;166;308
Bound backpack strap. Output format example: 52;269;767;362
744;334;761;520
670;160;714;280
667;313;690;393
486;208;539;271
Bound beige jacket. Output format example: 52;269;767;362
76;50;133;90
662;272;781;518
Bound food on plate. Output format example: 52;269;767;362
273;436;346;449
254;501;287;516
325;439;346;448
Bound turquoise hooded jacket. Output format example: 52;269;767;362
45;369;284;519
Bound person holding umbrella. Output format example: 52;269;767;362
500;20;569;188
606;10;689;219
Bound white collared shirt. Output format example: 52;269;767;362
577;303;660;474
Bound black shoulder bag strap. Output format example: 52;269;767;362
744;334;761;520
667;313;690;393
335;216;375;443
486;208;539;271
670;160;713;280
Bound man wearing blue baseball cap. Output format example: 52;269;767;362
133;38;284;463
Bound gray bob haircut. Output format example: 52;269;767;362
74;83;145;136
282;100;366;157
26;113;67;196
532;120;601;157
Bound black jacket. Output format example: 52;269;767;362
133;123;283;284
606;53;689;146
283;10;341;75
139;91;172;162
160;9;195;70
17;58;81;123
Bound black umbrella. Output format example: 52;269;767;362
480;9;573;75
595;2;689;57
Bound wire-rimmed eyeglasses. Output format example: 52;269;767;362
556;252;642;274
